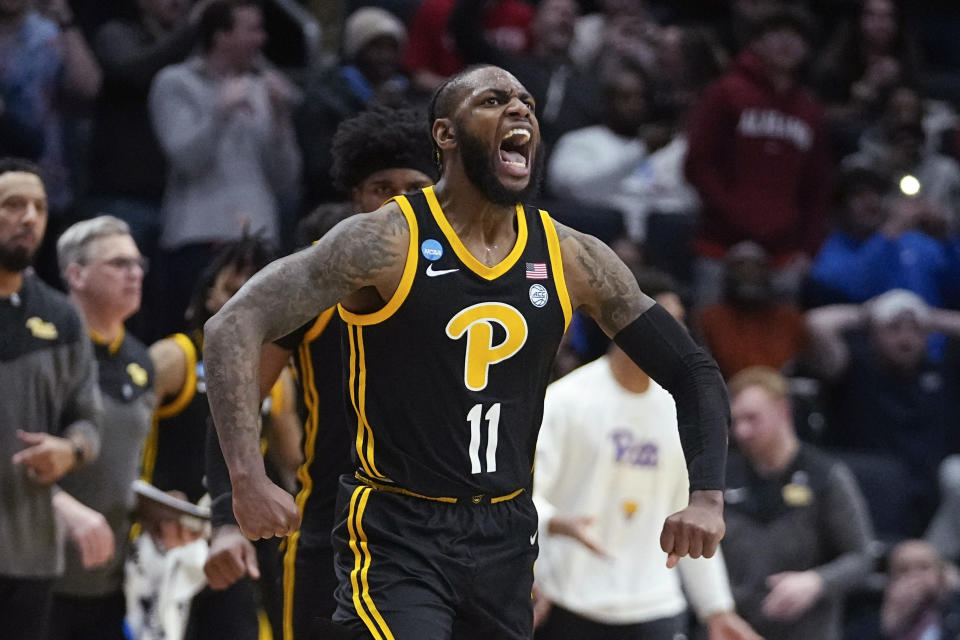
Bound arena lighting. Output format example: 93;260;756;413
899;174;921;196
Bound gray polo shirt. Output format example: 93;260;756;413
0;273;101;579
55;332;155;597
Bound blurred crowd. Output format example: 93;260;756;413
4;0;960;637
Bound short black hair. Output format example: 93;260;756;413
186;234;274;333
0;157;41;179
427;64;497;171
635;268;680;300
330;106;439;192
836;165;889;205
295;202;353;247
198;0;261;52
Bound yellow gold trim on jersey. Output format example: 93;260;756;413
155;333;197;419
283;320;325;640
89;326;124;355
305;307;336;342
338;196;419;326
423;185;528;281
356;472;525;505
348;325;385;479
348;486;396;640
539;210;572;329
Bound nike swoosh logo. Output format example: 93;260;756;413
530;531;538;545
425;264;459;277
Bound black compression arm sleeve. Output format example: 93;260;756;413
613;304;729;491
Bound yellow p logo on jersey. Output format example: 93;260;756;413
446;302;528;391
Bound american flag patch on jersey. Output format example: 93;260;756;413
526;262;548;279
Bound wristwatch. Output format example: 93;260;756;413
72;440;85;467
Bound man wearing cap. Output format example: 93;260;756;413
296;6;413;210
804;290;960;539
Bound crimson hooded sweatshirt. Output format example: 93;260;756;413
684;50;832;264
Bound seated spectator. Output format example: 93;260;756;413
880;539;960;639
805;165;960;310
684;4;832;309
450;0;599;156
548;57;698;242
404;0;533;94
696;241;806;379
723;366;875;640
803;290;960;539
812;0;923;158
296;6;410;208
844;105;960;230
149;0;300;336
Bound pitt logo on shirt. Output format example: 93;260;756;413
446;302;528;391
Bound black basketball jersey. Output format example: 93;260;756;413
338;186;571;497
142;331;209;504
284;308;354;533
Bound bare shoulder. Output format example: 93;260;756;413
149;337;188;401
208;201;412;343
553;221;654;336
308;200;410;286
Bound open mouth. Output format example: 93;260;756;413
498;128;531;174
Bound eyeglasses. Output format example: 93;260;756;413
86;256;149;273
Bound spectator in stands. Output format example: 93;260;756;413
149;0;300;336
880;539;960;639
0;0;101;286
805;165;960;309
534;274;760;640
568;0;660;73
685;4;832;309
722;366;875;640
813;0;923;158
0;0;100;212
548;57;699;243
0;158;101;639
450;0;598;156
47;216;155;640
87;0;206;341
404;0;533;94
843;97;960;229
295;6;410;208
803;290;960;539
696;241;806;379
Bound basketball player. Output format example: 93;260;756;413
204;65;729;640
202;106;438;640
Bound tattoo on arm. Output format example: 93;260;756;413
556;223;652;335
203;205;409;477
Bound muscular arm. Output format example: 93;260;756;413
557;222;728;559
204;204;408;498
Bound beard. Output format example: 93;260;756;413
457;124;544;207
0;242;34;272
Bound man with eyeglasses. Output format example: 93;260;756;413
45;214;157;639
0;158;101;639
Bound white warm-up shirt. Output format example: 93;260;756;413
534;356;735;624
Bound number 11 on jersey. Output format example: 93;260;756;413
467;403;501;474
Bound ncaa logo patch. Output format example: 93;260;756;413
421;239;443;261
529;284;548;308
